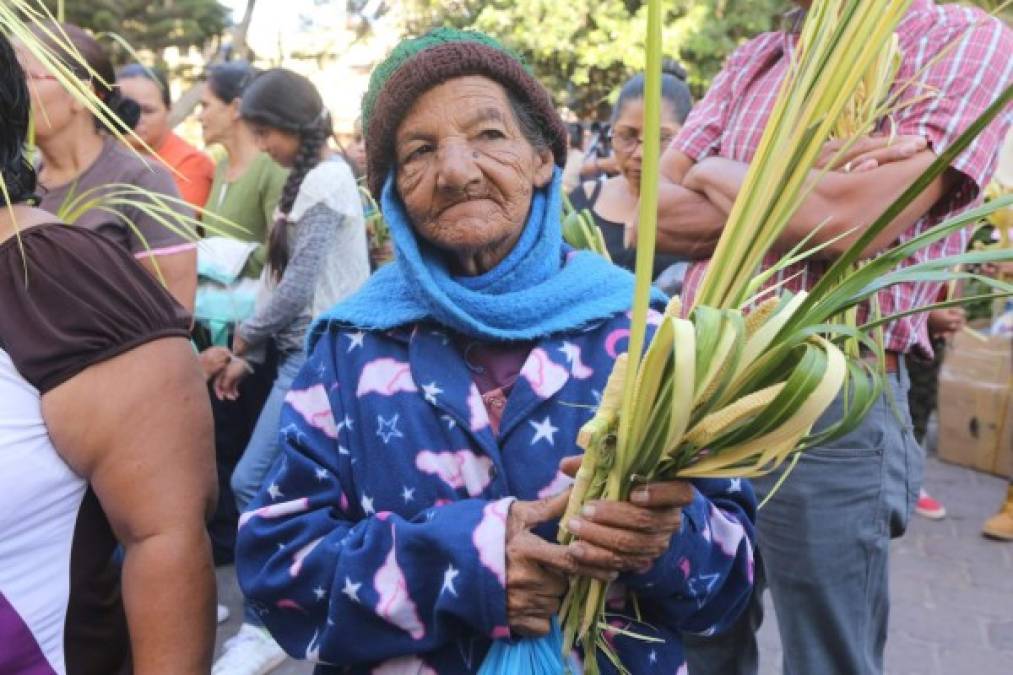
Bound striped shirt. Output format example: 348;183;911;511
674;0;1013;356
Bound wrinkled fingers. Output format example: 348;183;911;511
579;500;682;533
507;590;561;618
509;615;553;637
566;516;671;559
567;539;654;573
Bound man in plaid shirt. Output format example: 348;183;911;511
654;1;1012;673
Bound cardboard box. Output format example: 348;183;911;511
936;329;1012;478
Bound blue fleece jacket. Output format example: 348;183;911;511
235;309;756;674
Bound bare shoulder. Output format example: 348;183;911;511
0;206;62;244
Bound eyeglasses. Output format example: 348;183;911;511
610;128;676;153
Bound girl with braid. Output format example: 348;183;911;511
212;68;369;675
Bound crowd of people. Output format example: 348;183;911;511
0;1;1010;674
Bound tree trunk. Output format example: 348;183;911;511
168;0;257;128
232;0;257;61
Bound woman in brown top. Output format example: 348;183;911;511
0;33;216;674
18;23;198;312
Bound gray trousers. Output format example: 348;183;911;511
684;364;923;675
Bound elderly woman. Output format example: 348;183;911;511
236;29;755;674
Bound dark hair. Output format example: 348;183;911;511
31;23;140;131
205;60;257;104
612;59;693;125
506;91;551;153
0;33;37;206
117;63;171;109
567;122;584;151
240;68;330;279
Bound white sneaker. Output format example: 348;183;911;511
212;623;286;675
217;604;231;624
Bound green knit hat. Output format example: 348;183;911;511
362;27;568;198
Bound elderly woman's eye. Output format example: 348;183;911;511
404;144;434;163
478;128;506;141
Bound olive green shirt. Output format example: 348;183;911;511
204;152;288;278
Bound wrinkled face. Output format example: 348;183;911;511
610;98;680;191
394;76;554;262
198;83;239;146
249;123;301;167
118;76;170;150
16;45;83;141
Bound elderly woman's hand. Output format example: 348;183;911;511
558;456;695;574
505;493;570;637
505;492;617;637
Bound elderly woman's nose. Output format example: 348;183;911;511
435;142;482;190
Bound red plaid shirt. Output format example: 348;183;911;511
674;0;1012;356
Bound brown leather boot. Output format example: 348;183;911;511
982;484;1013;541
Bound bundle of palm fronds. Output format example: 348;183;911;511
557;0;1013;671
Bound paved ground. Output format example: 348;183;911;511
215;457;1013;674
756;456;1013;675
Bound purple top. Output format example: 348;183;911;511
453;335;533;435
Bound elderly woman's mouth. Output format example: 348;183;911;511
436;197;496;218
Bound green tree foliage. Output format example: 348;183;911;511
41;0;230;64
399;0;792;117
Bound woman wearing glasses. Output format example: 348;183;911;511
569;61;693;281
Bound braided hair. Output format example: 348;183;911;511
268;117;331;278
0;32;37;207
240;68;331;280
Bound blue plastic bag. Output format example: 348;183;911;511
477;619;569;675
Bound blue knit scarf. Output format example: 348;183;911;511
309;168;663;348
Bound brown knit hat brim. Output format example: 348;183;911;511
365;41;567;198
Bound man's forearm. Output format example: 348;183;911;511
121;528;216;674
654;180;727;259
683;153;948;258
683;158;748;216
